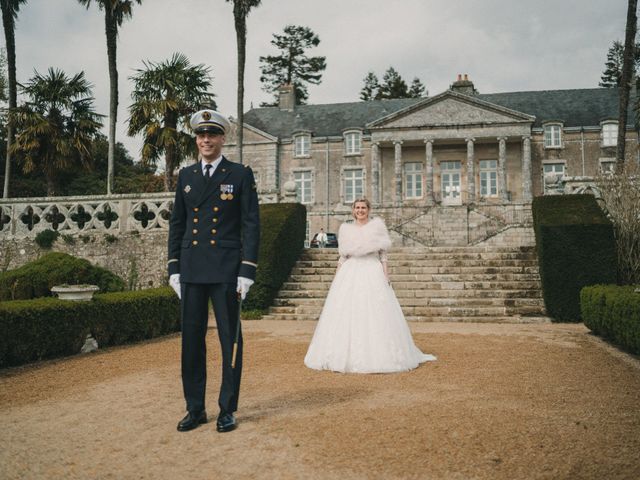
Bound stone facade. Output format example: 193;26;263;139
234;77;638;244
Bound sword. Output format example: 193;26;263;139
231;292;242;368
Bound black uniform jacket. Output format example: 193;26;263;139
168;157;260;283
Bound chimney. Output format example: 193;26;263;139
450;73;477;96
278;84;296;111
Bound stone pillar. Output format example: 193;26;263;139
522;136;532;202
371;142;380;206
466;137;475;203
497;136;508;202
425;138;434;205
393;141;403;206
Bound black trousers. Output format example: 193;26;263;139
180;282;243;415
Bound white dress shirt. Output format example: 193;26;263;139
201;156;223;177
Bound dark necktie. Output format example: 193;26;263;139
204;163;212;180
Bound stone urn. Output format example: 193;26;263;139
51;284;100;301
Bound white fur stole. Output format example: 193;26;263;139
338;216;392;258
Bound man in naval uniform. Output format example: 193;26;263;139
168;109;259;433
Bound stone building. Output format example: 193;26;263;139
225;76;638;246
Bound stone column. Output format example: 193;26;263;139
425;138;434;205
466;137;475;203
497;136;508;202
522;136;532;202
371;142;380;206
393;140;403;206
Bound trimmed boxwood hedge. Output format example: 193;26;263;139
243;202;307;311
532;195;617;322
581;284;640;354
0;252;125;301
0;287;180;368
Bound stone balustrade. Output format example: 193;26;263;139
0;193;175;239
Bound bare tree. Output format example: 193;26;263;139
594;162;640;285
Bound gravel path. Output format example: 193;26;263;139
1;321;639;480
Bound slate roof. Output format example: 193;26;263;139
242;87;636;139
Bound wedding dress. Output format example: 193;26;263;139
304;217;436;373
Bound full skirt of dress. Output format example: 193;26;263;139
304;254;436;373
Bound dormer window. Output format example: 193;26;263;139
294;133;311;157
543;123;563;148
344;130;362;155
601;121;618;147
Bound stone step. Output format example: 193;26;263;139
279;280;543;293
260;313;550;324
296;253;537;268
300;245;536;255
268;300;544;315
303;245;536;253
287;272;541;283
272;291;542;306
271;245;545;323
268;303;545;317
291;263;540;274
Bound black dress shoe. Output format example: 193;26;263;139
216;412;237;432
177;410;207;432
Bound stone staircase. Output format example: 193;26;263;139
261;246;549;323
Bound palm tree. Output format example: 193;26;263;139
127;53;214;191
617;0;638;166
10;68;103;196
78;0;142;195
1;0;27;198
225;0;261;164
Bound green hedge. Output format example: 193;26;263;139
0;252;125;301
532;195;617;322
581;284;640;354
0;287;180;368
243;202;307;311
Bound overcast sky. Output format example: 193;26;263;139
3;0;631;161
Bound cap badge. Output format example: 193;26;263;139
202;111;211;121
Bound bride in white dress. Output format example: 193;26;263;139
304;198;436;373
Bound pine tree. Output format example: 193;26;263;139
408;77;427;98
377;67;408;99
360;71;379;101
259;25;326;105
599;40;640;87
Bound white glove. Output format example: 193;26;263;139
169;273;181;299
236;276;254;300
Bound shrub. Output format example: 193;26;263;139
243;203;307;311
581;284;640;354
0;252;125;301
0;297;92;367
532;194;617;322
35;229;60;249
0;287;180;368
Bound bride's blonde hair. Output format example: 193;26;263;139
351;197;371;220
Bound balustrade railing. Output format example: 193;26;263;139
0;193;175;238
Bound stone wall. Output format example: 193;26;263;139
1;230;169;289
